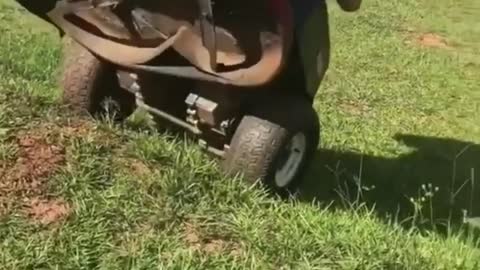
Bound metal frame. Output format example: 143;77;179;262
118;71;229;157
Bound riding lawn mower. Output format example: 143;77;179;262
15;0;361;196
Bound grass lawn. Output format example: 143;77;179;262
1;0;480;269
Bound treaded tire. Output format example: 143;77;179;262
222;94;320;197
60;37;135;121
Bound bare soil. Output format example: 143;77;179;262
416;33;451;49
0;133;64;202
26;197;70;225
0;128;67;222
182;223;242;256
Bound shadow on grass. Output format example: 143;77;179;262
124;113;479;231
300;134;480;229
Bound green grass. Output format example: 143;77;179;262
304;0;480;224
1;0;480;269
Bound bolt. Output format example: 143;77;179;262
187;108;197;116
220;120;229;129
129;73;138;80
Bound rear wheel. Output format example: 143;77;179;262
60;37;136;121
222;94;320;197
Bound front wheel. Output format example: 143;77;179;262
222;95;320;197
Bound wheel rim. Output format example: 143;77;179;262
274;133;307;188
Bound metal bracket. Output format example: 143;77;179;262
197;0;217;71
185;93;220;128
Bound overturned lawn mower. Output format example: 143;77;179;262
16;0;361;196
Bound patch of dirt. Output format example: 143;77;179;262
60;120;96;138
414;33;452;49
26;197;70;225
0;131;66;218
128;159;152;176
112;156;154;179
203;239;229;254
182;223;242;256
0;119;111;221
36;120;109;144
184;225;202;250
340;100;371;116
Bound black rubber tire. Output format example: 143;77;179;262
60;37;136;121
222;94;320;197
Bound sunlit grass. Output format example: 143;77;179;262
0;0;479;269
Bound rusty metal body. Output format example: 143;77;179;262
20;0;294;87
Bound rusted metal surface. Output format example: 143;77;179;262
16;0;294;87
197;0;218;71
